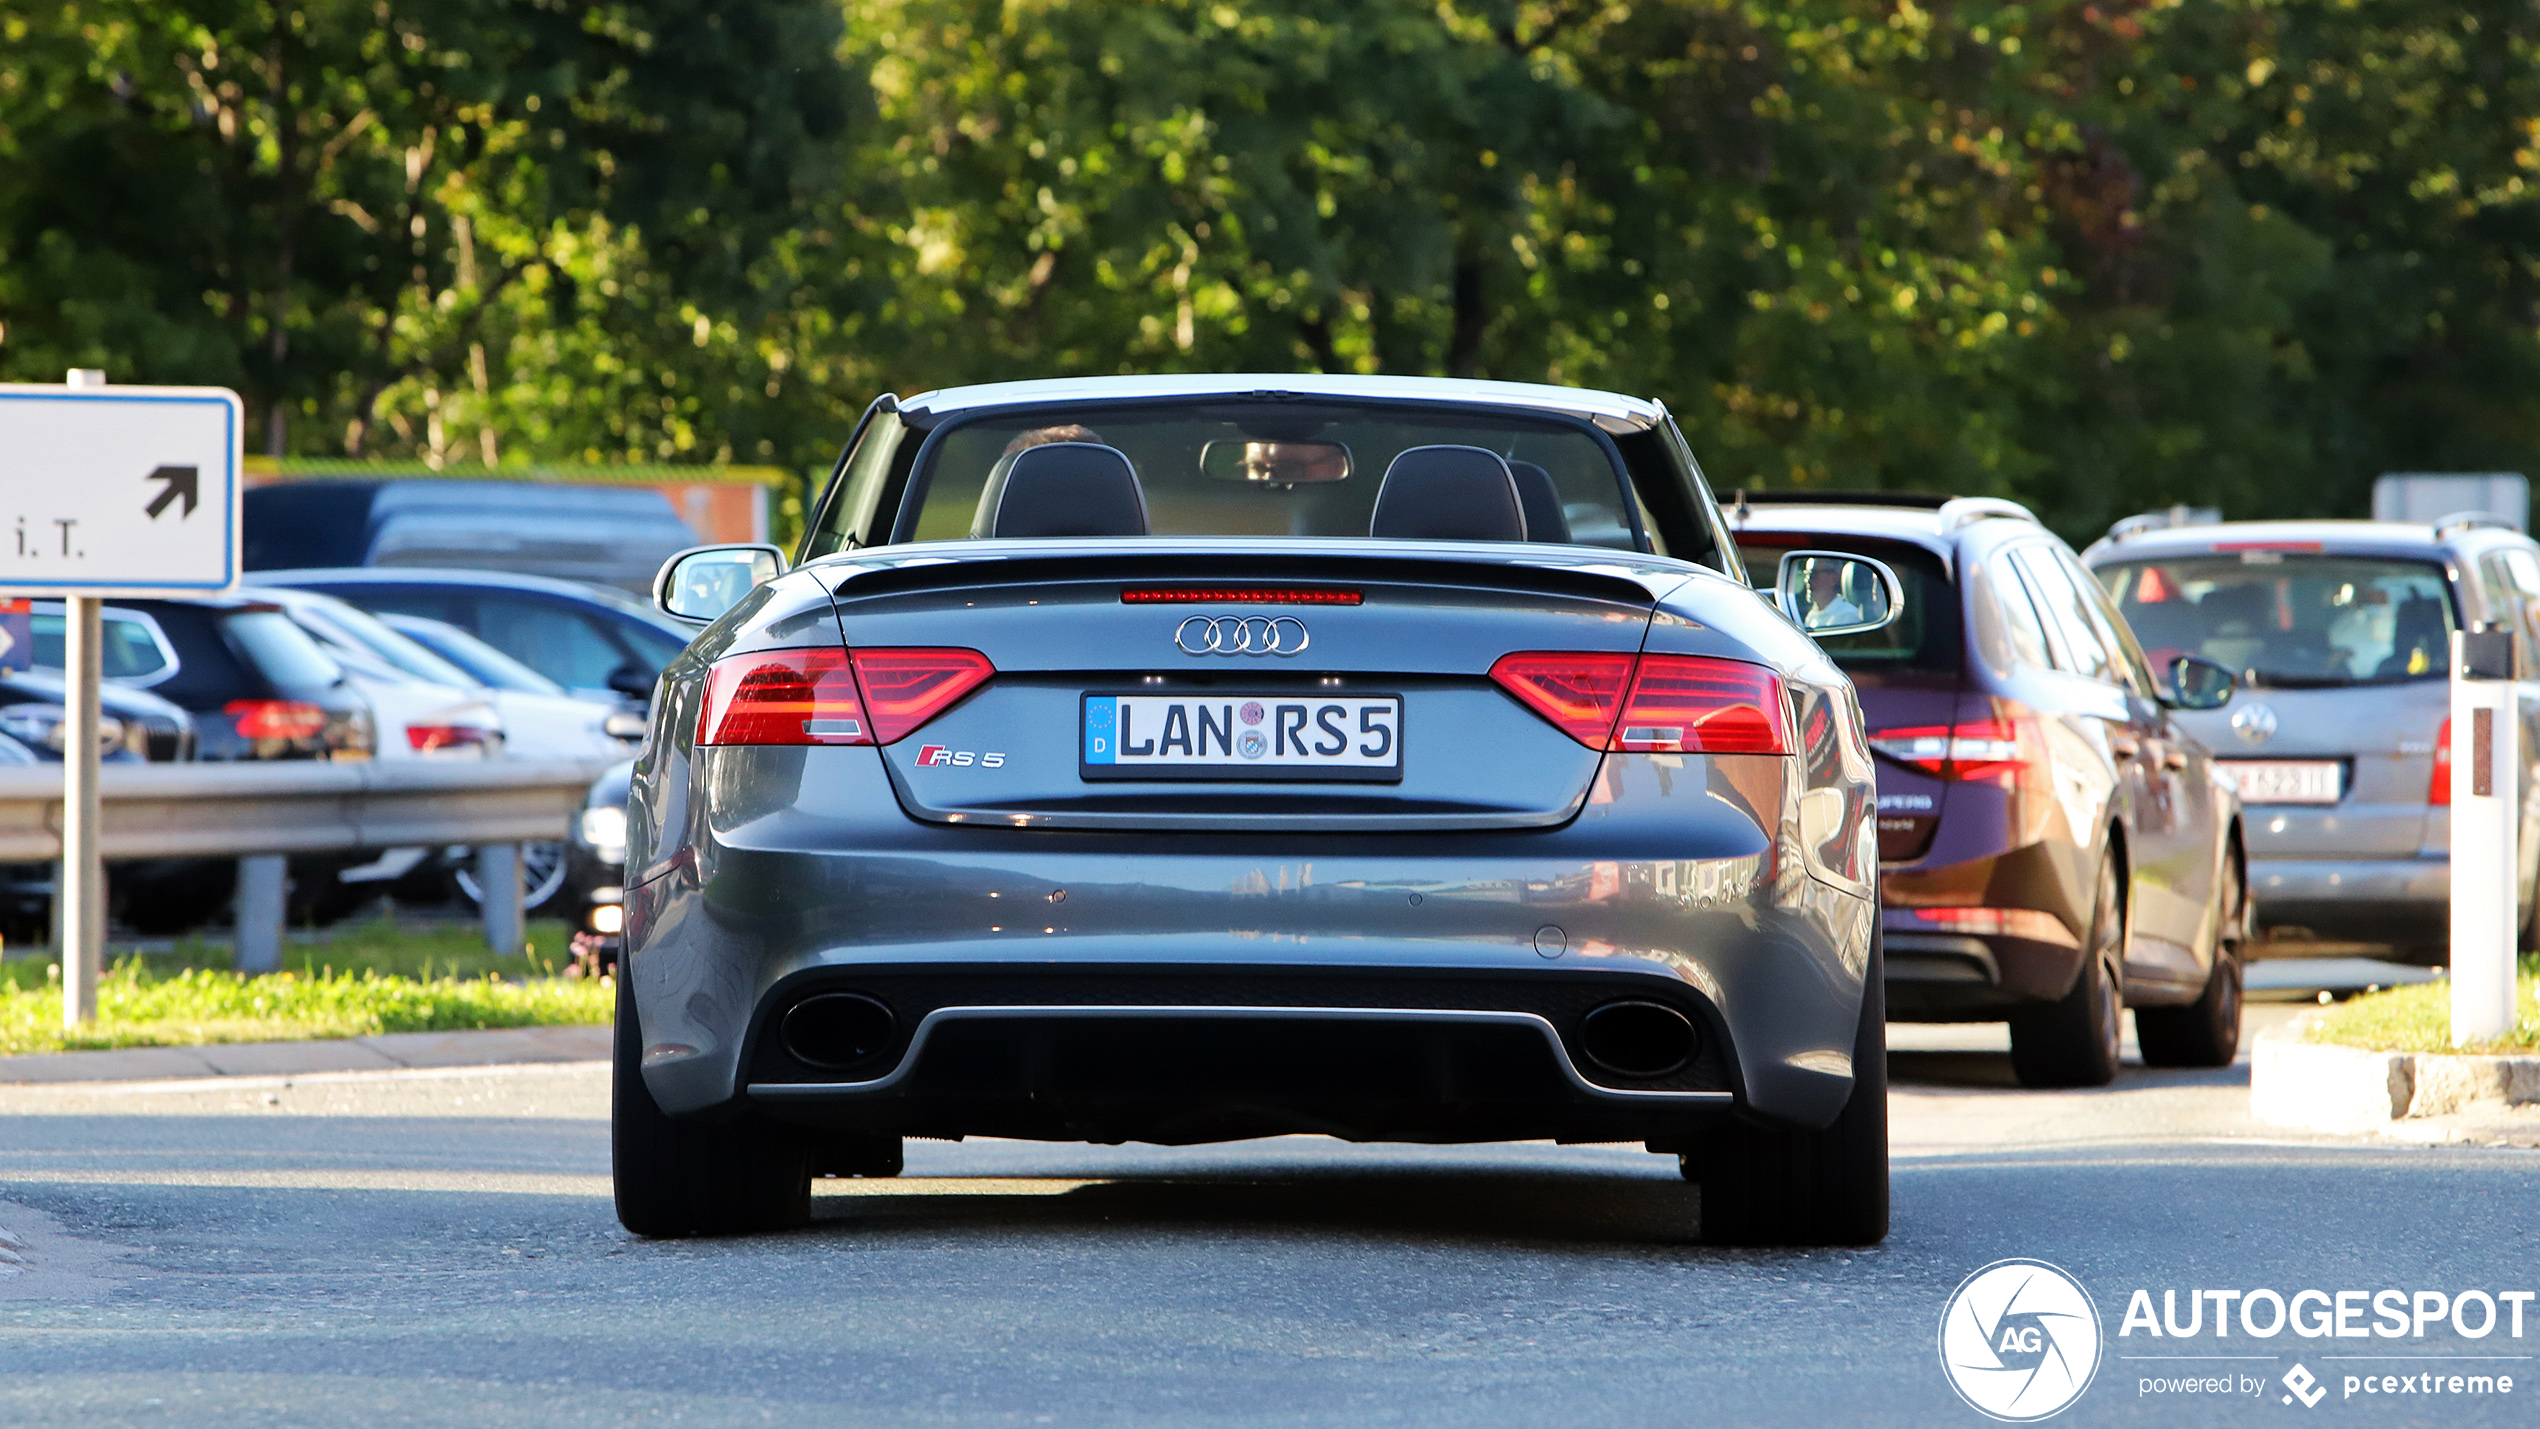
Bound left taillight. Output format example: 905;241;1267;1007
695;647;994;747
1871;718;2027;781
226;699;329;742
407;724;493;754
1489;651;1789;754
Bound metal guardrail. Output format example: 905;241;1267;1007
0;757;614;968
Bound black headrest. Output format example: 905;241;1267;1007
973;442;1150;539
1369;446;1526;542
1505;461;1570;544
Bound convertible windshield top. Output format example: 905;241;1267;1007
912;403;1637;546
799;383;1736;573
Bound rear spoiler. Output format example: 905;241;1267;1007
812;541;1700;607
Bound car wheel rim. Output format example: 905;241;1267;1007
456;840;570;909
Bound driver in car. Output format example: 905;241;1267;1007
1807;558;1865;627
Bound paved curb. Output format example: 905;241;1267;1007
2250;1019;2540;1133
0;1024;611;1085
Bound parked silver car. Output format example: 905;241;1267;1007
2081;515;2540;961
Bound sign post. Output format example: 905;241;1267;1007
2450;625;2520;1045
0;374;242;1028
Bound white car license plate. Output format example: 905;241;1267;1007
2220;759;2343;805
1081;693;1402;782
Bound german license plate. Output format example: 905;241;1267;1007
2220;759;2343;805
1081;693;1402;782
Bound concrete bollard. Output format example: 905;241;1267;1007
476;843;523;955
233;855;286;974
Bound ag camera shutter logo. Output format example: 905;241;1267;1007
1939;1259;2103;1421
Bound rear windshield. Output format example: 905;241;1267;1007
31;612;174;682
900;403;1642;550
2095;554;2456;686
293;601;481;688
221;610;346;692
1736;538;1961;676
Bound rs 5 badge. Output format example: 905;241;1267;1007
914;745;1005;768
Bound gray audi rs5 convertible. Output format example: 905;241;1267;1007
619;374;1899;1245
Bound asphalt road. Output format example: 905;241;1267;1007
0;1006;2532;1428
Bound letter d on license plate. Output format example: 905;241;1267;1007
1081;693;1402;782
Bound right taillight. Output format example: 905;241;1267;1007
1871;718;2028;781
2430;717;2452;806
1613;654;1788;754
1489;651;1789;754
226;699;328;742
695;647;994;747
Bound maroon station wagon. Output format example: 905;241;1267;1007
1729;493;2247;1087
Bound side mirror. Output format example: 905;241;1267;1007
1775;550;1903;638
605;663;658;703
655;543;785;625
2166;655;2237;711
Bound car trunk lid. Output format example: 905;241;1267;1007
816;543;1691;831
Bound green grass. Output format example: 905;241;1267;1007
2301;959;2540;1055
0;914;611;1056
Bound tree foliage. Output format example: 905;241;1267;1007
5;0;2539;542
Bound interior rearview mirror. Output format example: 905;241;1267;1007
1200;439;1352;485
2166;655;2237;711
656;543;784;625
1774;551;1903;638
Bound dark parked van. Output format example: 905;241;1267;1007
1731;493;2248;1086
243;480;703;596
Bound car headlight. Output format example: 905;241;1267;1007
0;703;128;756
579;805;629;863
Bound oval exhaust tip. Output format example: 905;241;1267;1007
781;993;897;1070
1579;1000;1696;1078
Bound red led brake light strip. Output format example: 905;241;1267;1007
1120;588;1362;605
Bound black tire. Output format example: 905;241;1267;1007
2521;860;2540;955
2137;851;2245;1068
1684;927;1888;1247
814;1133;905;1179
110;858;237;937
613;973;812;1238
2009;850;2125;1088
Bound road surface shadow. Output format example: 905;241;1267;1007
802;1166;1739;1249
1886;1049;2249;1092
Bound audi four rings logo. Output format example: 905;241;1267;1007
1174;615;1310;656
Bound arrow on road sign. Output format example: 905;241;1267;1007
144;464;199;519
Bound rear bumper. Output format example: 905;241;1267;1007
2248;856;2447;942
624;745;1876;1138
1880;917;2085;1020
749;998;1733;1146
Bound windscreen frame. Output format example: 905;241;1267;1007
881;395;1654;553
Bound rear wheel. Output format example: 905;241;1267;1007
1684;927;1888;1247
2009;851;2125;1088
2137;851;2245;1068
613;974;812;1238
